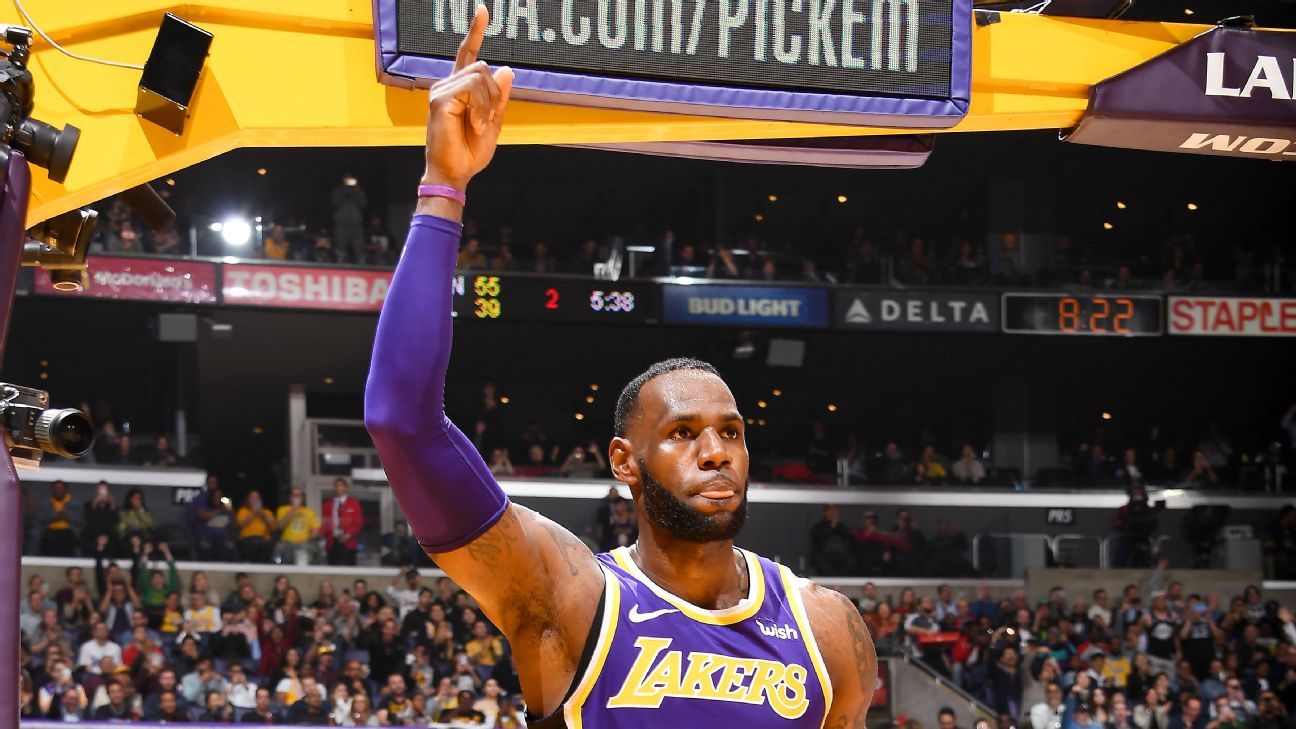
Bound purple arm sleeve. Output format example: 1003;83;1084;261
364;214;509;553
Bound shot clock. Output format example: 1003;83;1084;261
452;274;656;323
1001;294;1163;336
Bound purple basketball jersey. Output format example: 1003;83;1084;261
558;546;833;728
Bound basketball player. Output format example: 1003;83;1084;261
365;7;876;727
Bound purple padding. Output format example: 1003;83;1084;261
567;134;934;168
0;150;30;726
1064;26;1296;160
372;0;971;128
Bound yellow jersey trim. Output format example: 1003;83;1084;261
564;564;621;729
611;546;765;626
780;565;834;728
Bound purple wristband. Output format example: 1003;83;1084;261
417;184;466;205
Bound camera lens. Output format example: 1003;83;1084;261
35;408;94;457
15;119;79;184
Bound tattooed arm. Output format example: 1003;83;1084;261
803;582;878;729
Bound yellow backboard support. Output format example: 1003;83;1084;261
6;0;1213;224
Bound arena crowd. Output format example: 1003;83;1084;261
17;552;1296;728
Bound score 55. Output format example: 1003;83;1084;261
473;275;502;319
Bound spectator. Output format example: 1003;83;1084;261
1116;450;1145;487
386;566;423;619
190;475;238;561
286;674;330;724
990;234;1026;285
147;435;179;467
465;620;504;682
263;223;291;259
940;707;963;729
132;542;178;622
239;686;281;724
559;442;607;478
116;489;154;545
310;230;336;263
919;445;949;485
706;242;741;278
275;486;321;565
38;479;81;556
92;677;135;721
565;238;600;274
331;174;367;264
1113;485;1162;568
811;504;856;576
881;442;913;483
1183;451;1219;489
82;481;119;555
528;241;558;273
488;447;515;477
343;691;380;726
598;497;636;552
489;242;515;271
1033;684;1067;729
905;596;943;663
950;240;986;285
77;622;122;676
323;478;364;566
236;490;277;563
364;215;393;265
457;237;488;269
196;688;233;722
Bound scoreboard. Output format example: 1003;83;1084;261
451;273;657;323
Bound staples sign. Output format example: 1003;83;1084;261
1169;296;1296;337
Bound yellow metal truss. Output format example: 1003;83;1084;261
4;0;1217;224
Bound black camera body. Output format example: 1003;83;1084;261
0;382;93;469
0;25;79;183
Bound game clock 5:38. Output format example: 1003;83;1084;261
1002;294;1163;336
453;274;656;323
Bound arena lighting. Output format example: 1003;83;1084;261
499;396;510;404
584;396;595;403
251;426;263;433
209;222;222;232
827;404;839;412
767;194;778;202
322;376;335;384
574;413;585;421
256;167;267;175
1103;222;1114;230
1187;202;1199;210
1184;8;1194;14
757;419;767;426
1116;201;1127;209
165;178;175;186
220;217;252;246
756;400;767;408
754;214;764;222
771;389;782;396
589;384;599;391
836;195;848;203
1102;411;1113;420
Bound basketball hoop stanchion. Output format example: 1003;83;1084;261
0;150;31;726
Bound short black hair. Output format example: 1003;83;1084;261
614;358;721;437
939;708;956;719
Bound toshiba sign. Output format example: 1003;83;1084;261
1169;296;1296;337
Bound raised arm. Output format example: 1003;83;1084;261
364;4;601;712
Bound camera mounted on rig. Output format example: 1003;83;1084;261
0;25;80;183
1;383;94;469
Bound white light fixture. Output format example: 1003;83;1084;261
220;217;253;246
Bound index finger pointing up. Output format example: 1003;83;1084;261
454;4;490;73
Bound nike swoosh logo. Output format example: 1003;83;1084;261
628;605;680;623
